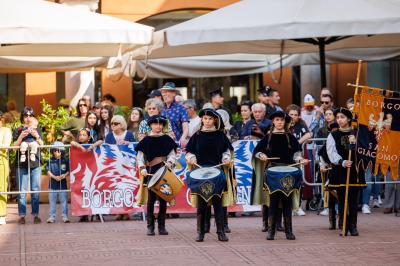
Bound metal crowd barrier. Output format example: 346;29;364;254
300;138;400;186
0;144;71;195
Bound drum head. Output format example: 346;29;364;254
190;167;220;180
268;166;298;173
148;166;165;187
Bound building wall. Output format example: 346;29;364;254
263;67;293;109
101;70;133;107
329;63;367;107
25;73;57;113
101;0;238;22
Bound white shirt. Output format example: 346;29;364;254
187;116;201;138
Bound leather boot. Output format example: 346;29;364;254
147;214;155;236
276;208;284;232
329;208;336;230
266;216;276;240
338;213;343;230
261;205;269;232
223;207;231;233
205;206;211;233
349;211;359;236
216;215;228;242
284;216;296;240
195;213;205;242
339;216;349;236
158;212;169;235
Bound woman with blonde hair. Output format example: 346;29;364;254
137;98;174;141
104;115;135;145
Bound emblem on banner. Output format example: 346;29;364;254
368;112;392;141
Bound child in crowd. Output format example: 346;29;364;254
20;116;40;162
46;141;70;223
70;128;102;222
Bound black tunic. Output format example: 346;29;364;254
135;134;177;162
328;130;366;187
186;130;233;166
253;132;301;165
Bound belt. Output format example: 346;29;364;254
147;156;166;167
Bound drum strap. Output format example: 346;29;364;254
147;156;166;167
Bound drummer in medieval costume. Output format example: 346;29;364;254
327;108;366;236
251;110;308;240
185;108;236;242
135;115;178;236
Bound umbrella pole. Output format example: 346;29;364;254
318;38;327;88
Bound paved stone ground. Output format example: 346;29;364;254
0;204;399;266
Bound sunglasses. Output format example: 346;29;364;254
24;114;33;118
111;122;120;126
79;104;87;107
321;101;331;104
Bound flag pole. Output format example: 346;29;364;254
342;60;362;237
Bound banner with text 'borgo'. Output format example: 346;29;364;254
70;141;258;216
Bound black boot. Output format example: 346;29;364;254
349;211;359;236
204;206;211;233
329;208;336;230
339;216;349;236
266;216;276;240
196;213;205;242
262;205;269;232
276;208;284;232
284;216;296;240
147;214;155;236
223;207;231;233
158;212;169;235
338;213;343;230
216;215;229;242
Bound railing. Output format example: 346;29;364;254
0;144;71;195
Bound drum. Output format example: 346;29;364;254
186;167;226;202
265;166;302;196
148;166;184;202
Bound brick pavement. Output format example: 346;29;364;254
0;204;399;266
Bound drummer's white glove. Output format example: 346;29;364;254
300;158;310;166
189;156;197;165
222;159;231;165
140;168;148;176
165;161;173;169
257;152;268;161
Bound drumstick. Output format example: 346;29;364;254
267;157;280;160
213;162;228;168
288;162;305;167
194;163;202;168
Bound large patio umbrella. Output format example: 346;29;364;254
0;0;154;57
137;0;400;87
132;48;400;78
0;56;107;73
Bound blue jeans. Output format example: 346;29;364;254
49;190;68;219
362;167;381;205
17;167;41;217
